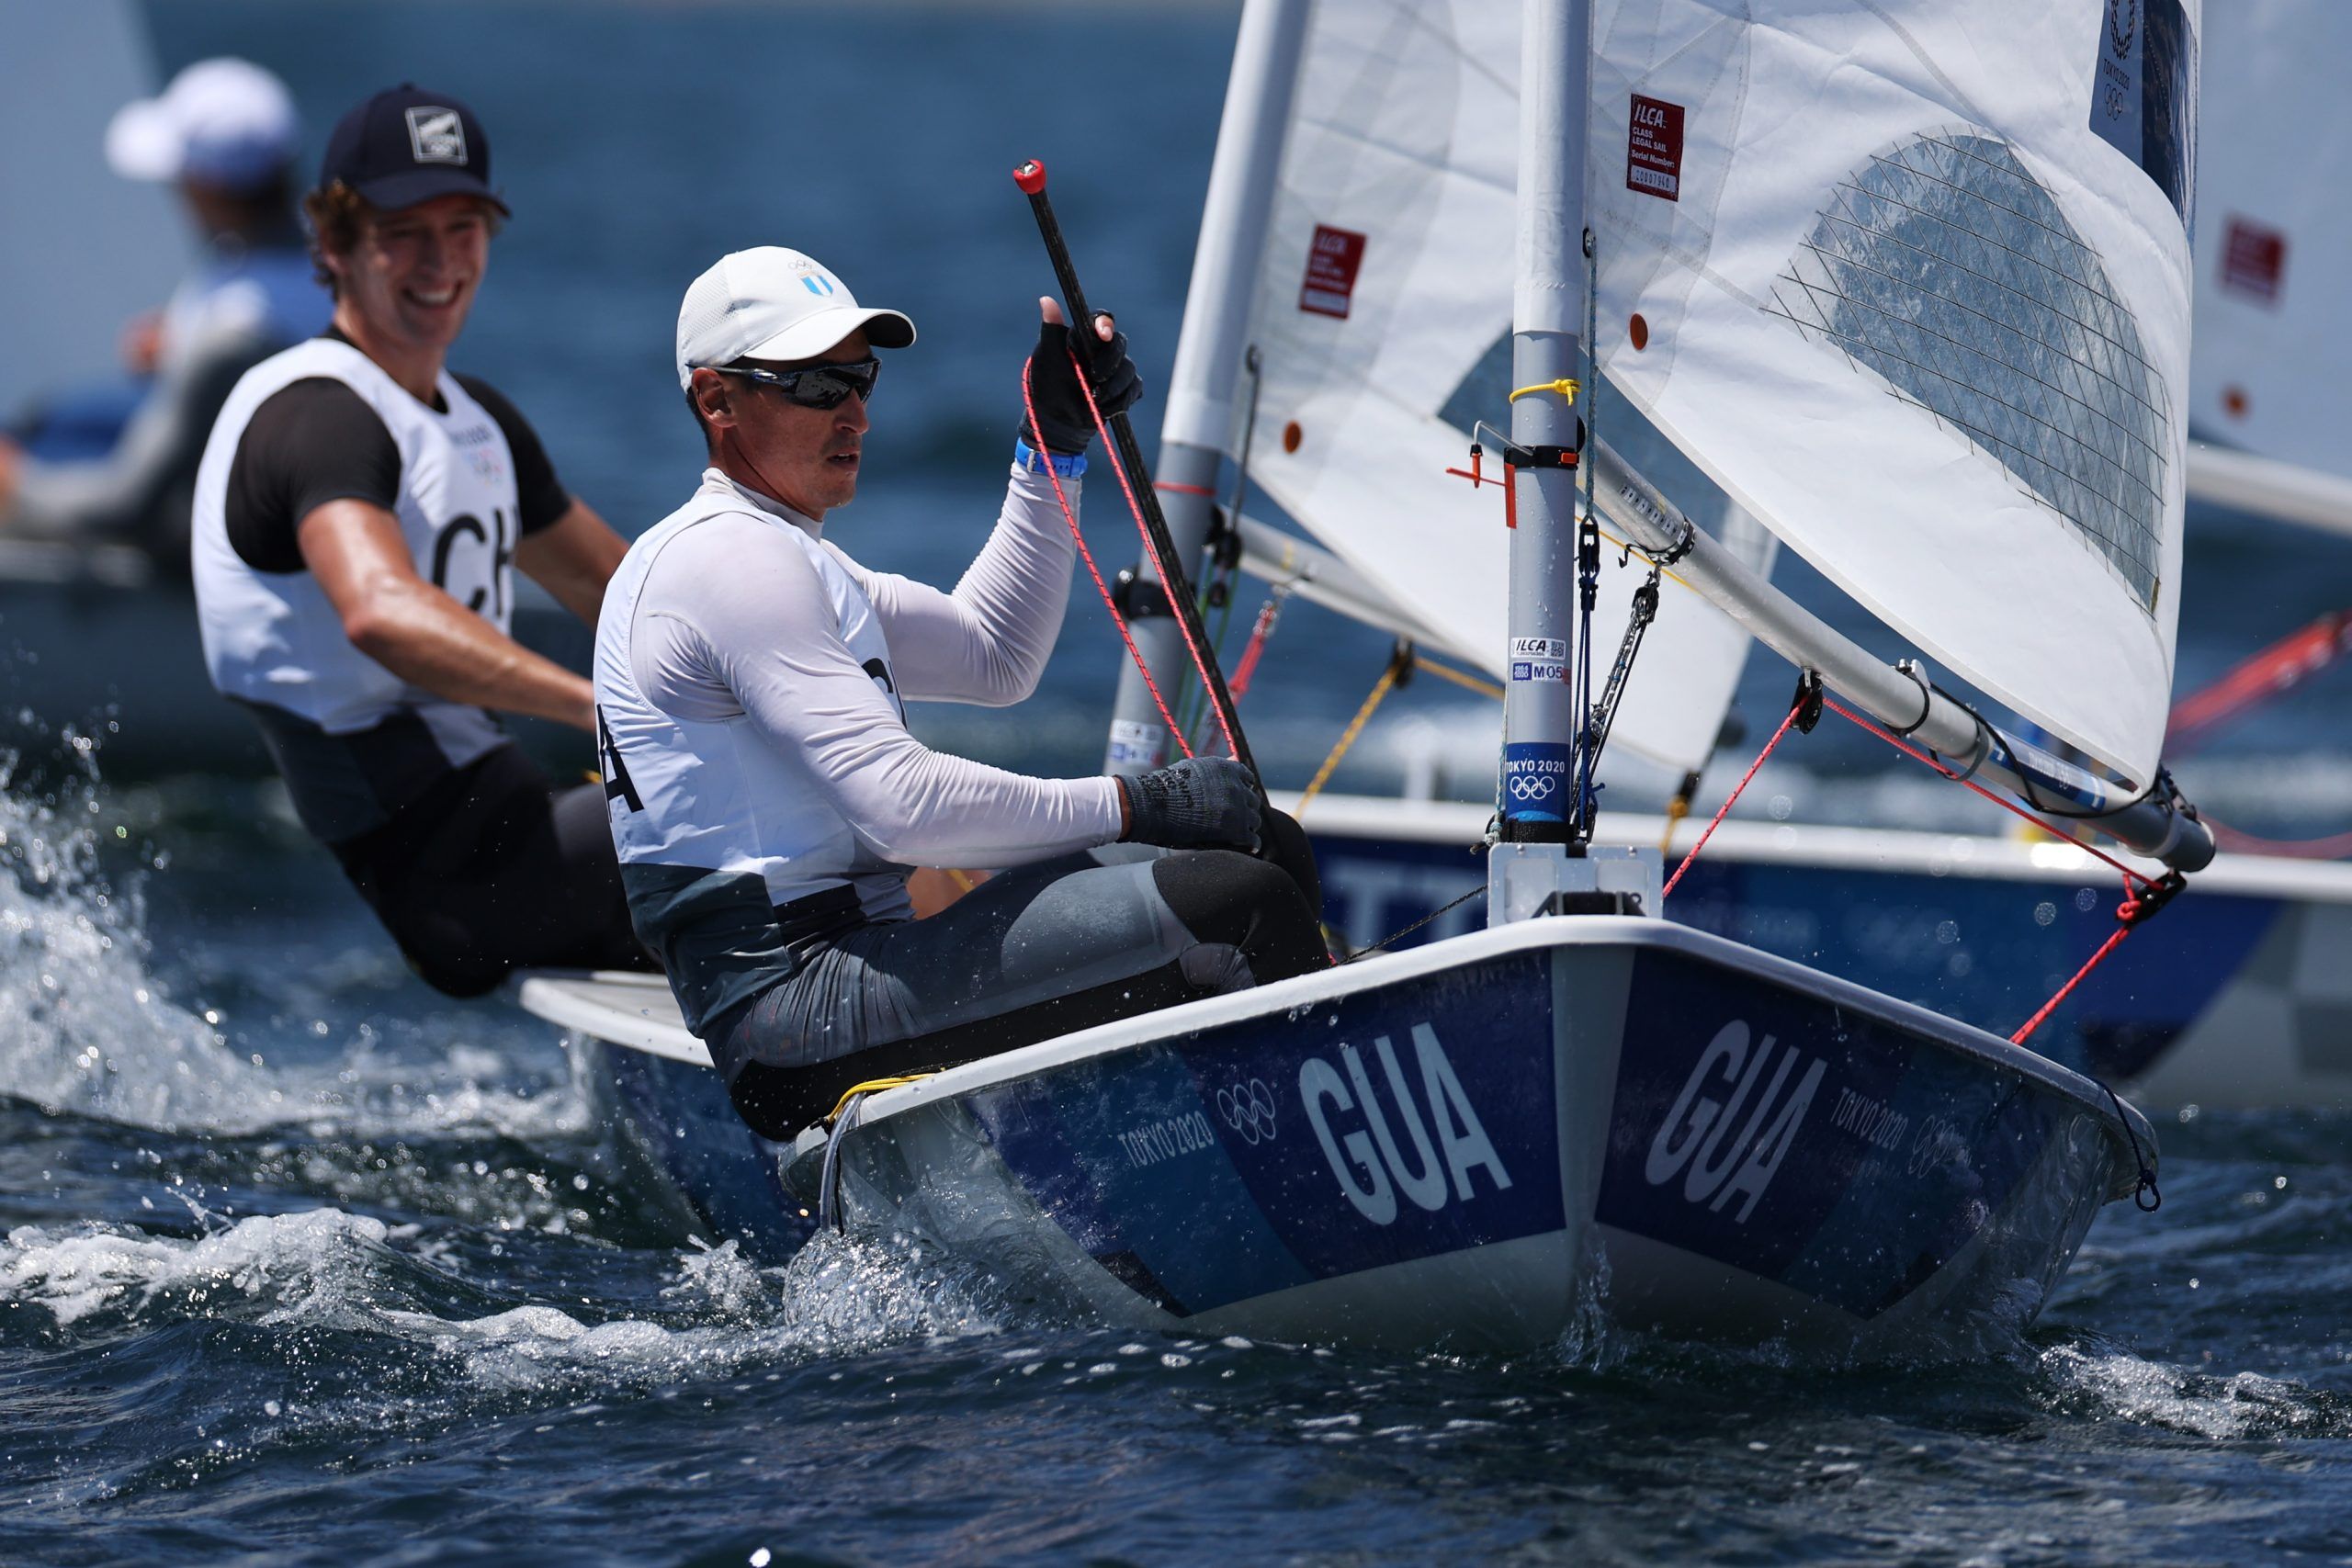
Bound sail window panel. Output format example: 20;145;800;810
1765;130;2165;607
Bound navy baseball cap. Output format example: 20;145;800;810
318;85;509;215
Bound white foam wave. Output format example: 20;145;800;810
383;1231;1007;1394
2041;1343;2330;1439
0;768;600;1145
4;1209;1003;1399
0;1208;392;1328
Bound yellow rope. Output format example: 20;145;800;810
825;1073;933;1127
1297;655;1407;818
1659;791;1691;855
944;868;978;893
1409;654;1503;700
1508;378;1581;403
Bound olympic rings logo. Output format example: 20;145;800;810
1216;1078;1280;1145
1507;773;1557;801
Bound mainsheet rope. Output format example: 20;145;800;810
1068;344;1243;762
1022;357;1192;761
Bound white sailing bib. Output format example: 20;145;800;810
192;336;521;736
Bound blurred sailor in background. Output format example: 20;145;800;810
594;248;1327;1139
191;85;650;996
0;59;331;561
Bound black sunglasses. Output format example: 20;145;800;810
712;357;881;411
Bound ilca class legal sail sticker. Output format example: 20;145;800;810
2221;217;2287;307
1300;225;1367;319
2089;0;2198;231
1626;95;1685;201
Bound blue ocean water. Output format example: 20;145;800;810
0;2;2348;1562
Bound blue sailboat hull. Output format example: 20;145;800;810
577;919;2147;1355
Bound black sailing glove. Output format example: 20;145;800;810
1117;756;1261;853
1019;313;1144;456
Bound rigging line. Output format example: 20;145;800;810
1816;694;2153;886
2008;869;2186;1051
1182;581;1242;753
1661;684;1810;902
1182;344;1265;744
2009;922;2131;1048
1659;769;1702;856
1344;883;1487;963
1023;361;1193;760
1585;570;1664;779
1569;220;1602;840
2097;1078;2163;1213
1070;344;1241;761
1410;654;1503;700
1296;646;1412;818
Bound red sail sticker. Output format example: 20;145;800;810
2222;216;2289;306
1627;95;1685;201
1299;224;1367;318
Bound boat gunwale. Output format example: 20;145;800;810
819;915;2160;1179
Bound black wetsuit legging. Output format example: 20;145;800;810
335;743;656;998
712;812;1329;1141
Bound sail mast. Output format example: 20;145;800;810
1498;0;1592;844
1101;0;1312;776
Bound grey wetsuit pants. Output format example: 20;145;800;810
708;816;1327;1139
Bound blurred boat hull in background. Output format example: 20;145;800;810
1301;797;2352;1114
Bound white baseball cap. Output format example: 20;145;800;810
107;58;300;195
675;248;916;391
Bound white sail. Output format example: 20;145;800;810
0;2;191;414
1590;0;2198;787
1240;0;1770;775
2187;1;2352;478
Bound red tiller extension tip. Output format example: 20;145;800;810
1012;159;1047;195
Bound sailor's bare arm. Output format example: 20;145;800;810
298;497;596;730
516;499;629;628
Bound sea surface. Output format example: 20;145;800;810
2;3;2350;1563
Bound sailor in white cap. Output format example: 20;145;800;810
0;58;330;555
594;247;1328;1138
189;85;650;996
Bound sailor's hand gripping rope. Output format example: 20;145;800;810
1012;157;1257;783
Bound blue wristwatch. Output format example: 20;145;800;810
1014;438;1087;479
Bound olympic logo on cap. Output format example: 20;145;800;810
1508;774;1557;801
1216;1078;1280;1145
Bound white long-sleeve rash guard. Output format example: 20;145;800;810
628;466;1125;871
